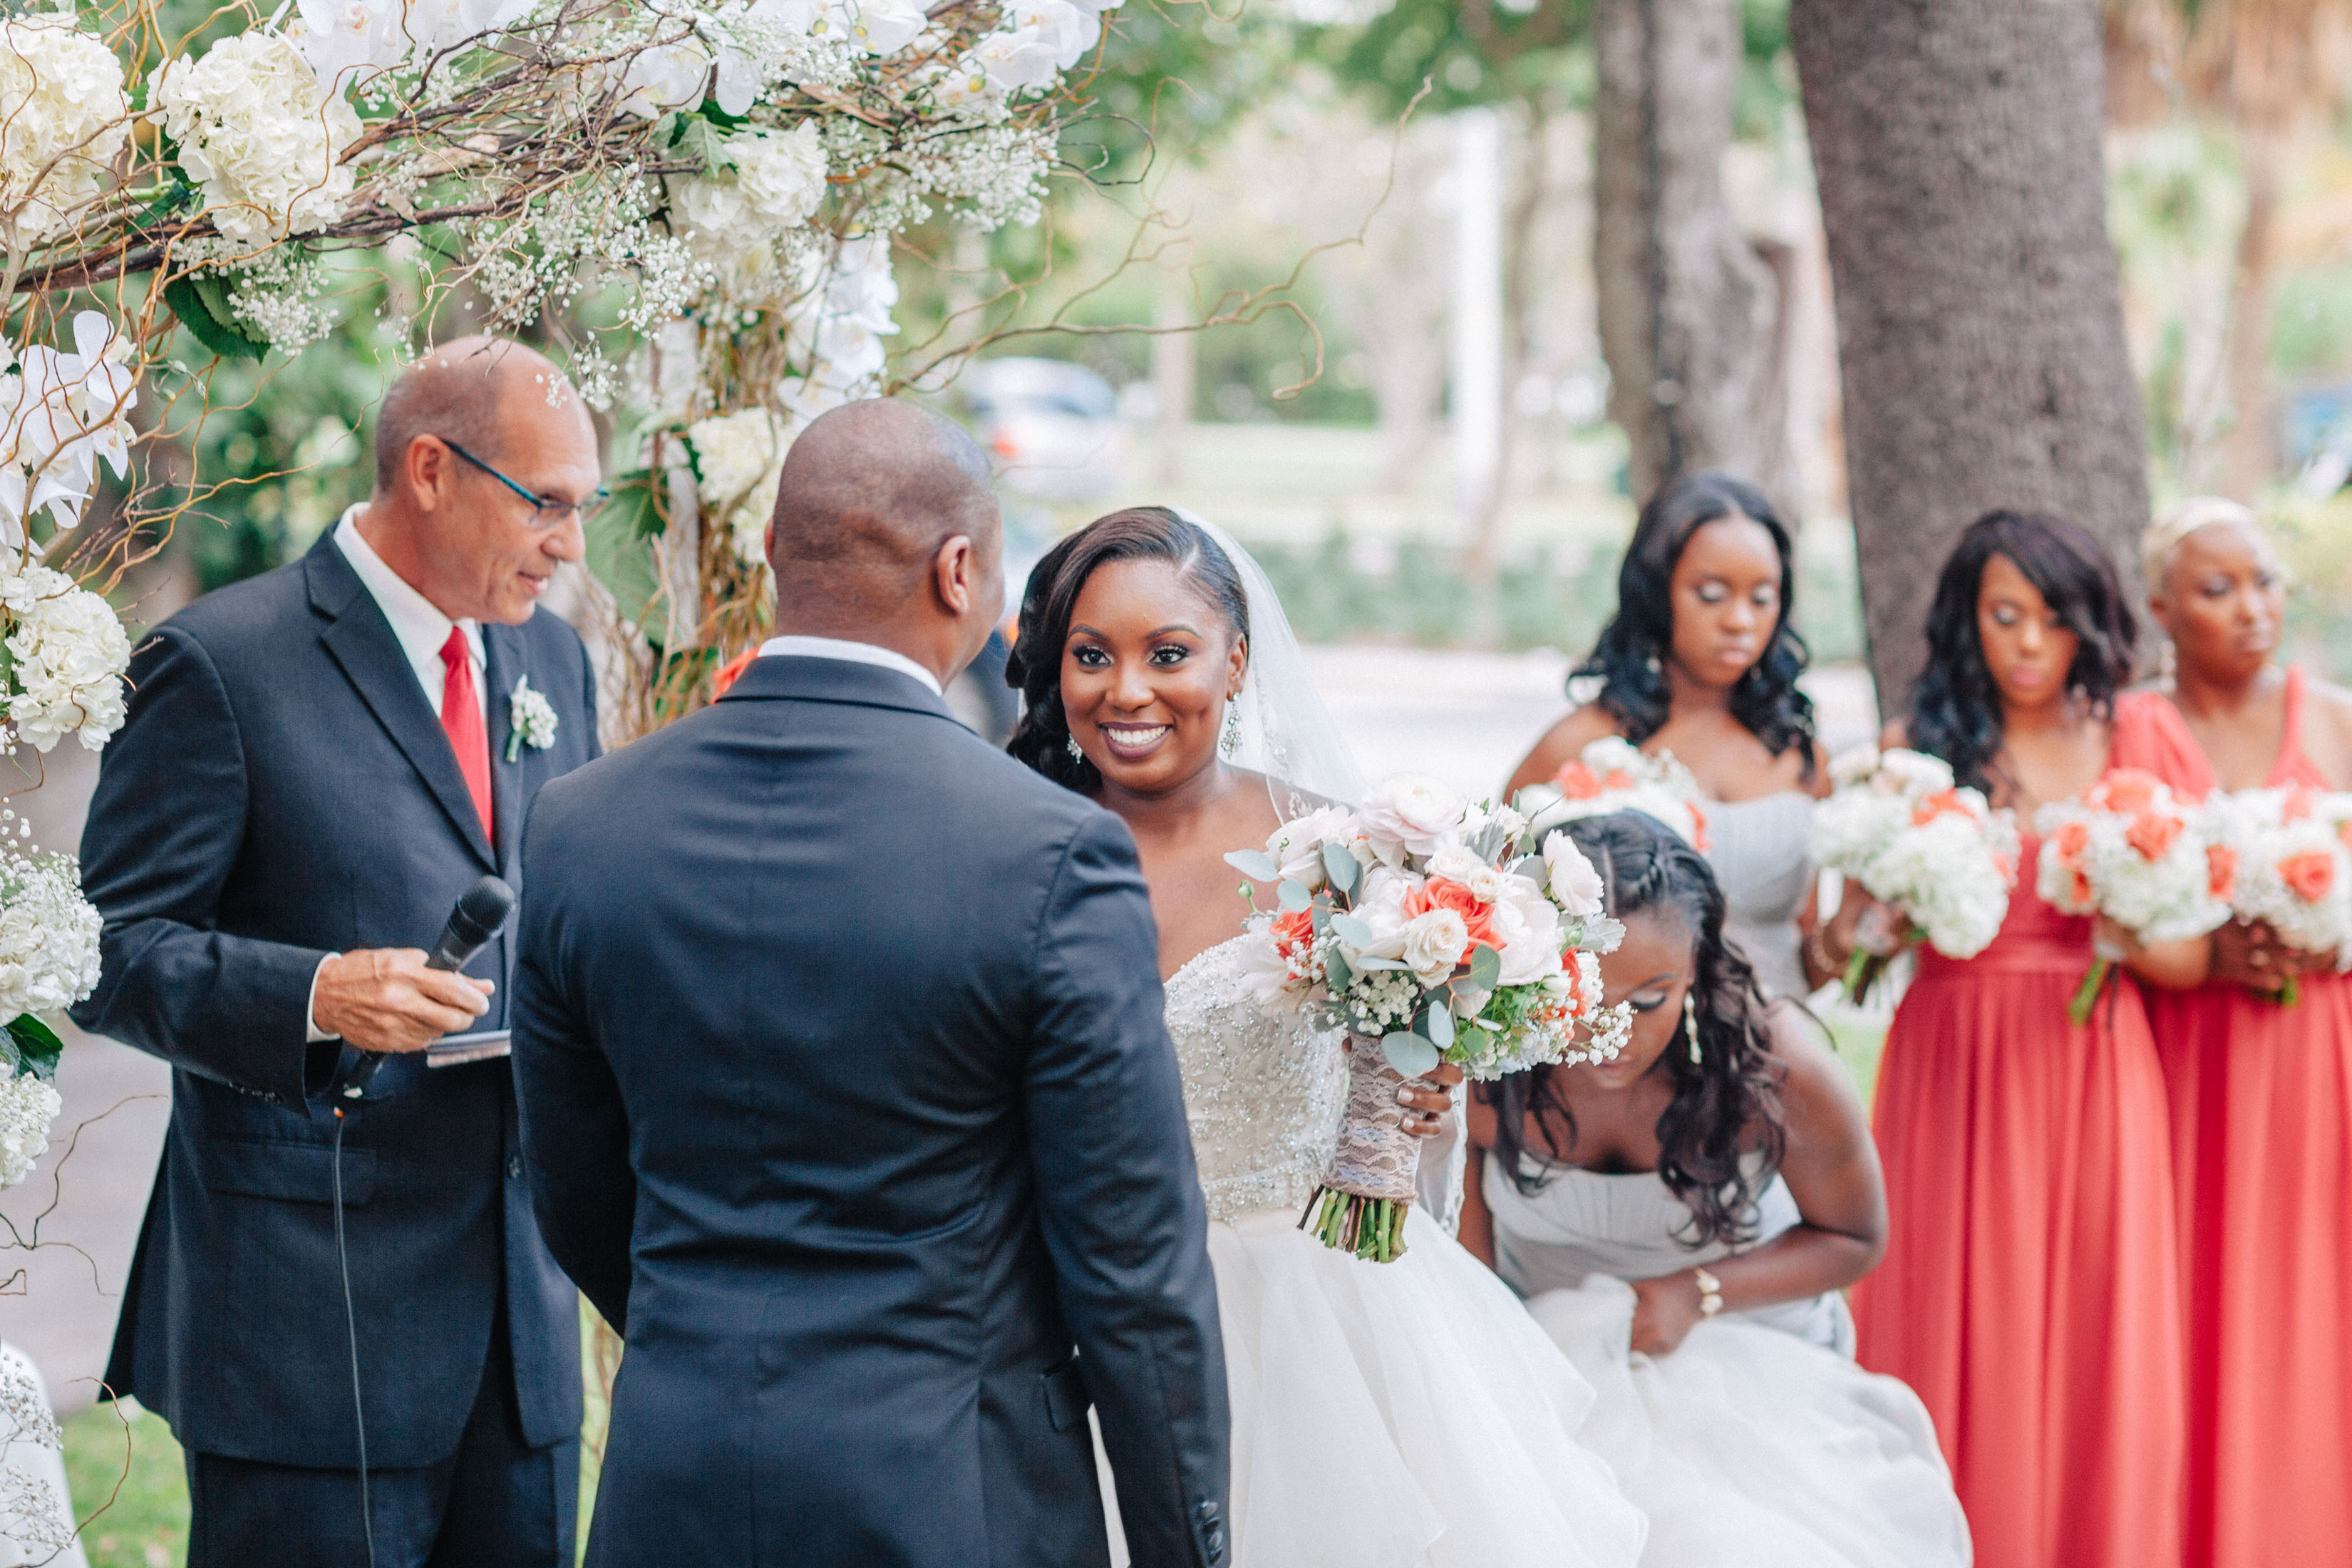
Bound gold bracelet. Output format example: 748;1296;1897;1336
1805;928;1838;978
1691;1265;1724;1318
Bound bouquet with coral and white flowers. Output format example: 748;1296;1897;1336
1513;736;1711;850
2036;769;2234;1023
1809;745;2019;1000
2199;785;2352;1004
1229;774;1629;1261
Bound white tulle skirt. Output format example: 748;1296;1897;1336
1525;1279;1973;1567
1098;1205;1647;1568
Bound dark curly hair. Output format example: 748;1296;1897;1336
1908;510;2138;794
1573;471;1815;778
1004;506;1249;793
1477;810;1785;1248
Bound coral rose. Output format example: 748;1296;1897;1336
2281;849;2337;905
1269;905;1316;958
1402;877;1499;950
2051;819;2091;867
1911;788;1976;827
1554;761;1602;800
2207;844;2239;902
2124;810;2185;863
2093;770;2160;814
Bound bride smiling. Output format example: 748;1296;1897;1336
1003;506;1644;1568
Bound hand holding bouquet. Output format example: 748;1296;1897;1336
2200;785;2352;1004
2036;770;2233;1023
1809;746;2019;1001
1229;774;1631;1261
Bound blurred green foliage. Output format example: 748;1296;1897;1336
61;1404;188;1568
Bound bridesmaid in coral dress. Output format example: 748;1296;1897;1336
2109;497;2352;1568
1823;511;2197;1568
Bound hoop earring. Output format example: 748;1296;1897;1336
1684;989;1701;1064
1065;733;1085;764
1219;698;1242;758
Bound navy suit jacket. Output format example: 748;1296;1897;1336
512;655;1230;1568
72;530;598;1468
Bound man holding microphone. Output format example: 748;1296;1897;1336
73;336;603;1566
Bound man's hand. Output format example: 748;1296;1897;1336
314;948;492;1054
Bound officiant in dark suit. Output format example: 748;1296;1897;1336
73;336;604;1567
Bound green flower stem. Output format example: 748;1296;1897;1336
2066;957;2113;1027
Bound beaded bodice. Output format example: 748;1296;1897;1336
1162;935;1347;1223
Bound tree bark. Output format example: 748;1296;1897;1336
1792;0;2152;708
1592;0;1786;507
2217;129;2283;500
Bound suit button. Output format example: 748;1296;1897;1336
505;1155;523;1179
1205;1526;1226;1562
1195;1501;1220;1525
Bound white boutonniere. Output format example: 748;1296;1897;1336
505;675;558;761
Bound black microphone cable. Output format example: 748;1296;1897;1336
332;1105;377;1568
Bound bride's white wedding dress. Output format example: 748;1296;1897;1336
1097;936;1646;1568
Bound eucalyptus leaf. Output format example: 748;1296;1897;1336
1321;841;1359;895
1276;880;1312;912
1353;955;1409;972
1224;849;1278;882
1325;949;1353;991
6;1013;63;1080
1468;943;1501;989
1382;1031;1441;1079
1422;1002;1454;1049
1329;912;1374;948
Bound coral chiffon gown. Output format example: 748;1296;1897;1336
1852;819;2185;1568
2110;669;2352;1568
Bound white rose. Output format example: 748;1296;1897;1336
1343;865;1413;958
1266;804;1357;889
1401;908;1470;985
1425;845;1505;904
1542;832;1604;916
1361;773;1465;860
1489;877;1565;985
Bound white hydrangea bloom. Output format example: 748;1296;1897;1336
686;407;785;567
0;842;101;1022
153;31;361;244
669;122;828;282
0;1069;59;1189
0;567;131;753
0;11;130;252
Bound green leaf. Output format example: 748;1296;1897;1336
1467;943;1501;989
6;1013;63;1080
1321;841;1359;895
163;274;266;362
1325;949;1353;991
1329;912;1374;948
1422;1001;1454;1049
1224;848;1278;882
584;468;664;625
673;115;729;175
1354;954;1409;971
1382;1030;1440;1079
697;98;751;129
1276;880;1311;912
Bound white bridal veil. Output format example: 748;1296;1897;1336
1177;509;1366;813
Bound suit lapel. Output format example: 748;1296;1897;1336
309;541;498;872
484;624;525;879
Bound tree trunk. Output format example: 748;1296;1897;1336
2217;130;2283;500
1592;0;1785;507
1792;0;2152;709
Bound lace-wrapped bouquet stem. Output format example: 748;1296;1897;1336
1229;774;1631;1262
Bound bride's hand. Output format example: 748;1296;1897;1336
1397;1061;1463;1138
1628;1270;1706;1356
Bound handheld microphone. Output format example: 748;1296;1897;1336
344;875;517;1094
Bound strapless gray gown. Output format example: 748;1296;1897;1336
1706;793;1815;999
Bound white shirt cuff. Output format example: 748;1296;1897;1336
306;953;341;1043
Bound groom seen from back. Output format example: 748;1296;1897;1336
512;398;1230;1566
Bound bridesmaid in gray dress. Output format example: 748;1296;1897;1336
1508;472;1829;999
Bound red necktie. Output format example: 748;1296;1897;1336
439;627;494;840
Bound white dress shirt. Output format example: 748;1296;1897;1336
307;507;492;1045
756;634;943;696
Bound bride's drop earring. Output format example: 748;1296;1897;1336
1220;697;1242;759
1685;989;1701;1064
1065;733;1085;764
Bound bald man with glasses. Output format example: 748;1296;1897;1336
74;336;604;1567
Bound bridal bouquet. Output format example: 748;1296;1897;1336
2036;770;2234;1023
1229;775;1631;1262
1808;746;2019;1001
2201;785;2352;1004
1512;736;1711;850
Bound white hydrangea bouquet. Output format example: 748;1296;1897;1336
1228;774;1630;1262
1510;736;1711;851
2199;785;2352;1005
0;833;100;1190
2036;769;2234;1023
1808;745;2020;1001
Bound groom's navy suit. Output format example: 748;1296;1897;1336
73;530;598;1564
512;654;1230;1567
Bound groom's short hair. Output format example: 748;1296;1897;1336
768;399;997;612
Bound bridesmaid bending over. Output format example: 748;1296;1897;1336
2109;497;2352;1568
1822;510;2195;1568
1507;473;1830;999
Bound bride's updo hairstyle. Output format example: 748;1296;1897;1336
1005;505;1251;793
1908;509;2137;793
1574;470;1815;774
1480;810;1785;1248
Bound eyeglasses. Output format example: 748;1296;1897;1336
442;438;609;526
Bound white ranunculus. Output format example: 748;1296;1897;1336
1265;804;1356;889
1424;845;1505;904
1489;875;1565;985
1542;832;1604;917
0;1068;61;1189
0;12;130;253
1361;772;1465;861
153;31;360;244
1;567;130;752
1401;908;1471;985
